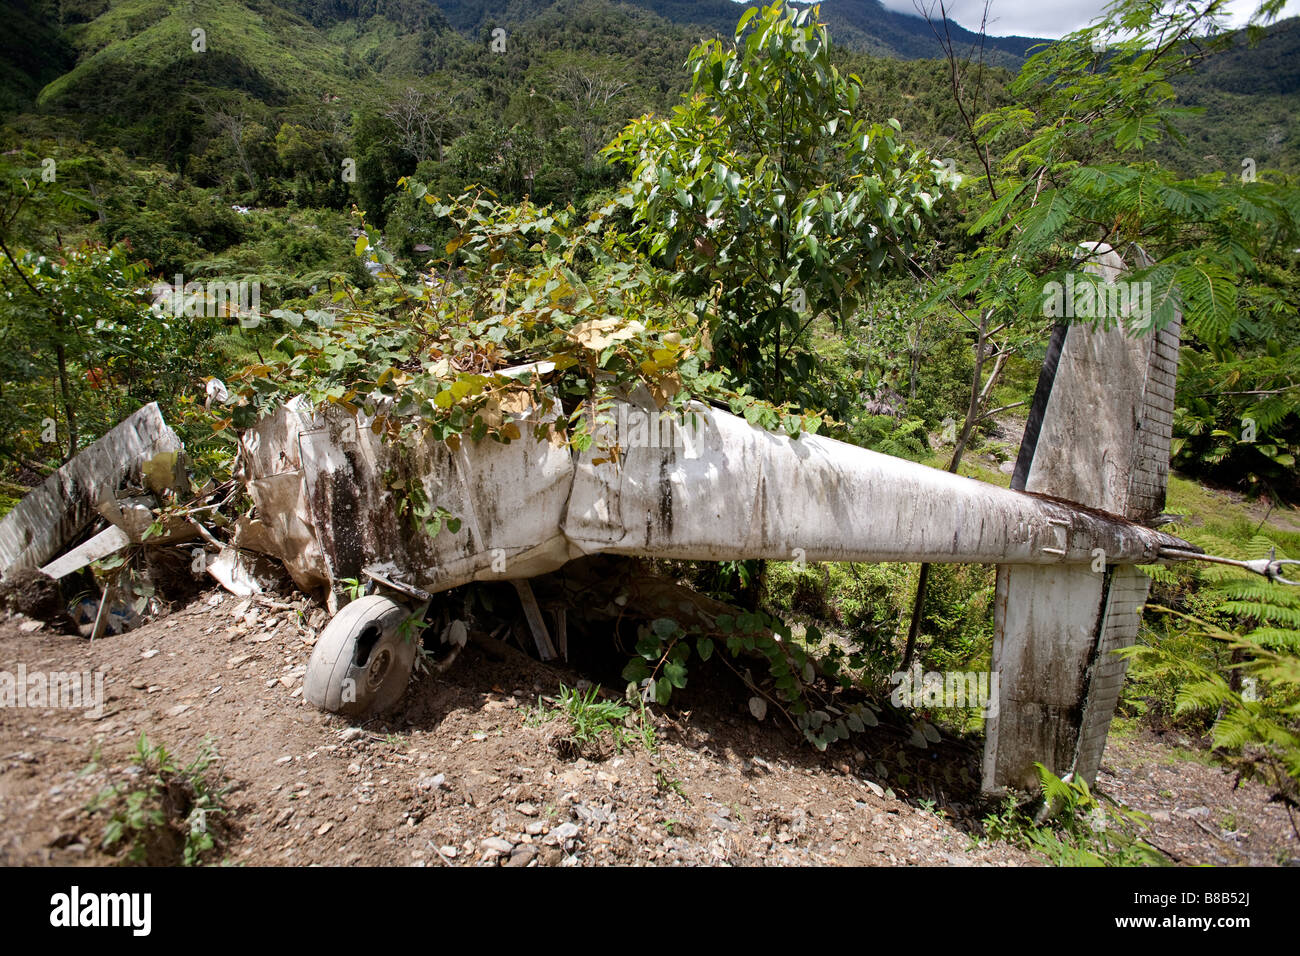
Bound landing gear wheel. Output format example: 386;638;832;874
304;594;418;717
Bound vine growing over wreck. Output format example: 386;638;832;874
624;610;885;752
221;186;826;461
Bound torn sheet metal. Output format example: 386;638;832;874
205;547;263;597
38;526;132;580
0;403;184;577
97;496;159;541
235;398;331;594
287;395;577;596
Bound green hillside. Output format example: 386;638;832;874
38;0;354;108
0;0;76;112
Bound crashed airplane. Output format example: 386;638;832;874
2;244;1292;793
237;243;1198;794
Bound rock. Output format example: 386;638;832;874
416;774;446;791
141;649;160;659
439;845;458;859
517;802;538;816
339;728;364;743
482;837;515;855
551;822;581;842
573;804;610;826
539;846;563;866
525;821;546;836
861;779;885;798
505;845;537;867
317;822;333;836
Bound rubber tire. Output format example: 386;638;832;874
304;594;418;717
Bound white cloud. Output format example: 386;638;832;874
874;0;1300;39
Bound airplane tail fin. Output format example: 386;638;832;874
984;243;1181;792
1010;243;1180;522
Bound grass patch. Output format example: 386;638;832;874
529;683;651;761
86;734;233;866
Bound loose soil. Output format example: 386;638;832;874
1;590;1294;867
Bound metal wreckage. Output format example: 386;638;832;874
2;244;1295;794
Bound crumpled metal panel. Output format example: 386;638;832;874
0;403;182;577
292;397;577;596
236;398;330;594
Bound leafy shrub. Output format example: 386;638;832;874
982;764;1166;866
1122;541;1300;838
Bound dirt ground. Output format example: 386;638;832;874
1099;728;1298;866
0;589;1294;867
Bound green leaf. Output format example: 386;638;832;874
635;632;662;658
654;678;673;706
651;617;679;638
622;658;651;683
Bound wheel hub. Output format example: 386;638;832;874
365;647;392;692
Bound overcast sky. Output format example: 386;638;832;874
872;0;1300;38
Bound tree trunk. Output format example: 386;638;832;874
902;308;1001;668
53;329;77;461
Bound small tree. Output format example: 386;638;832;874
902;0;1300;666
604;1;956;410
